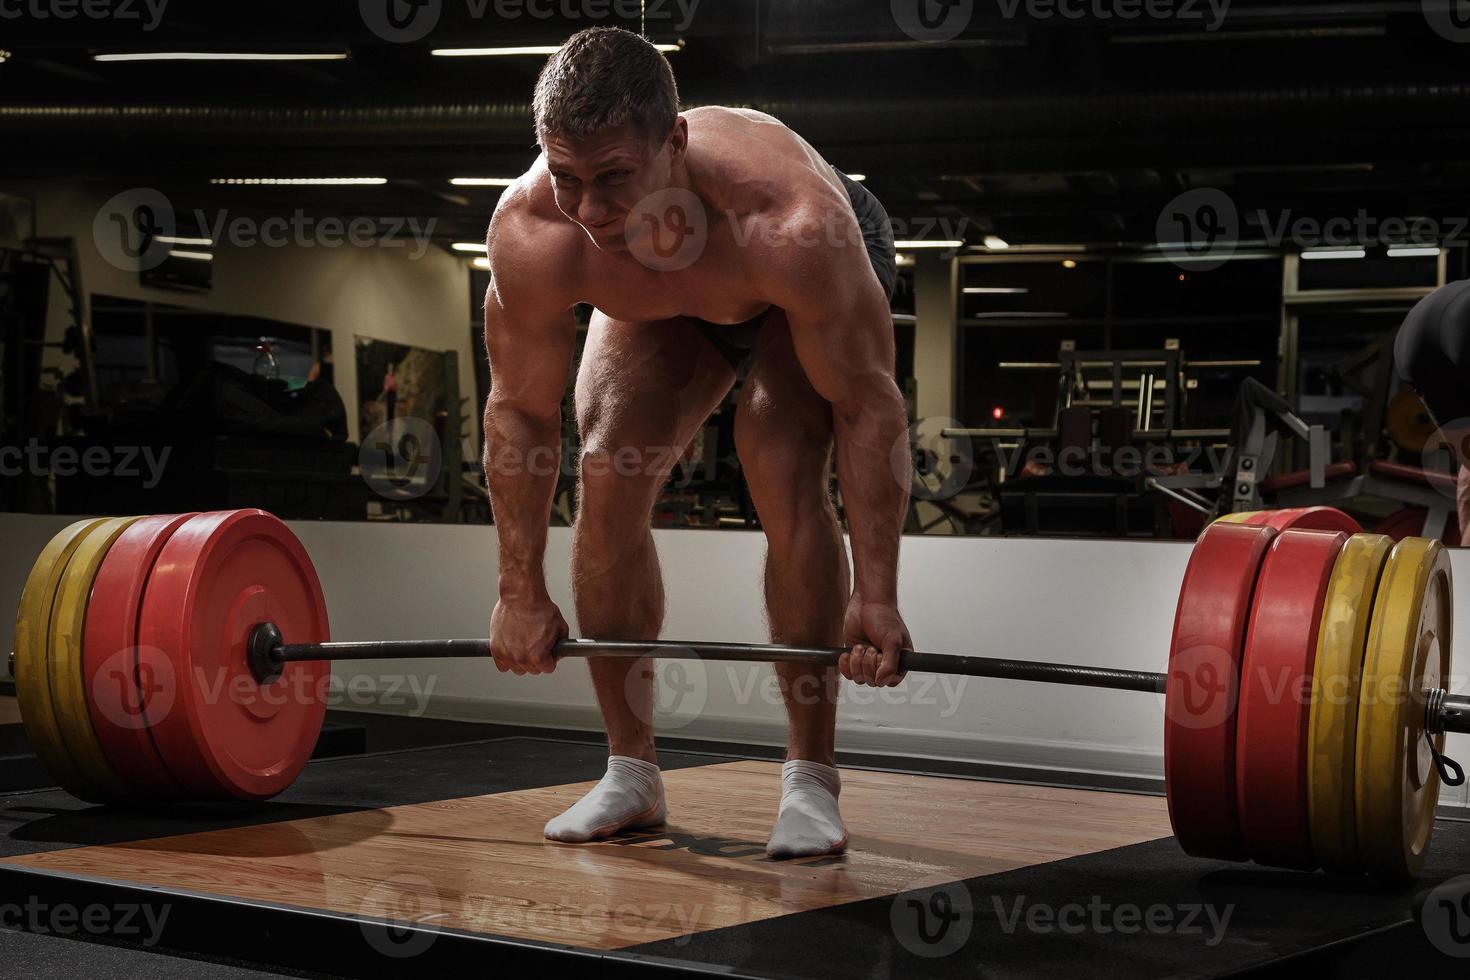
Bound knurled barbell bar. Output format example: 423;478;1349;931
9;506;1464;880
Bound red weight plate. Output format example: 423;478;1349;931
83;513;199;796
138;510;330;800
1236;528;1348;870
1243;507;1361;535
1165;521;1277;861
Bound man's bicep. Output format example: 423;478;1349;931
483;289;576;420
782;274;897;411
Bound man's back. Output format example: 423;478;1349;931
487;105;861;329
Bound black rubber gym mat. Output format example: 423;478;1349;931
625;817;1470;978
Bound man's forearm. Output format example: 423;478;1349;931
831;387;910;604
483;399;562;602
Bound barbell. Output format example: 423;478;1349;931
9;506;1467;880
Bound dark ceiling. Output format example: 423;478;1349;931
4;0;1470;251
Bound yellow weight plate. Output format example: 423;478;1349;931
48;516;144;802
13;518;111;797
1308;533;1392;873
1355;536;1453;879
1216;511;1260;524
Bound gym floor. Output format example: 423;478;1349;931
1;701;1467;979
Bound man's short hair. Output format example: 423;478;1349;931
533;27;679;146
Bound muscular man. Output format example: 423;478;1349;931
1396;279;1470;544
482;27;913;858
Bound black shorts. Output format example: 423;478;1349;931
695;169;897;374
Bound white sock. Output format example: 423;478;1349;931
544;755;666;843
766;760;848;858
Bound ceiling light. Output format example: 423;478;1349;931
471;257;491;271
210;177;388;185
1387;245;1441;258
450;178;517;187
168;249;214;262
1301;248;1366;260
844;173;866;182
434;41;682;56
894;240;962;249
963;287;1028;294
156;235;214;247
452;242;488;254
982;235;1010;250
95;52;349;62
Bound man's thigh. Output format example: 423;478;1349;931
574;311;736;481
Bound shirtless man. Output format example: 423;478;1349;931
482;27;912;858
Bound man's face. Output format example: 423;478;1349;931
544;121;677;252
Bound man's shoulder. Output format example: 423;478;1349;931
486;164;583;279
487;162;569;248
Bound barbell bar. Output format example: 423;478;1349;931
250;629;1470;735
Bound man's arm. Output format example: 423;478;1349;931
482;282;576;605
481;211;578;674
759;219;912;684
